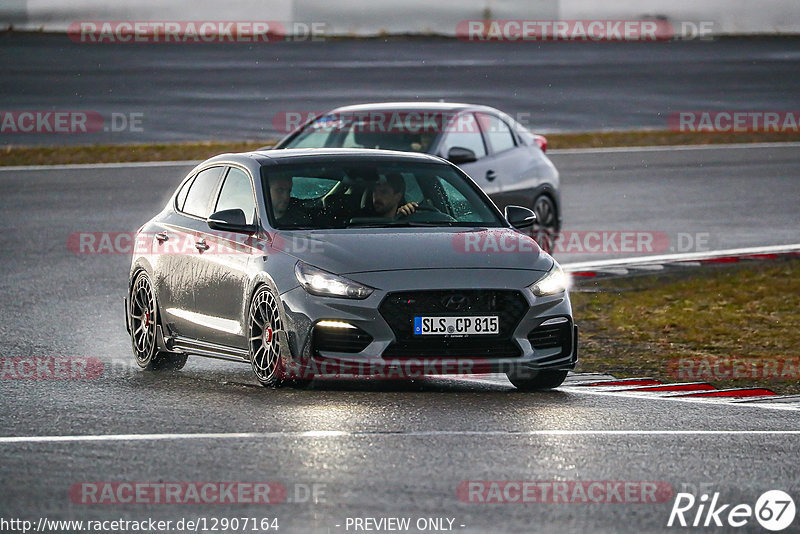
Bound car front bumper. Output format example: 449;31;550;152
278;269;577;378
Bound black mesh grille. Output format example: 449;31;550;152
528;319;573;364
379;290;528;359
313;325;373;354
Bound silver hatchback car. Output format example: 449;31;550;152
274;102;562;237
126;149;577;390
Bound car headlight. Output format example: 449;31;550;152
295;262;374;299
530;262;570;296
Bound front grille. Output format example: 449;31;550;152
313;325;373;354
378;290;528;359
528;319;573;364
382;338;520;359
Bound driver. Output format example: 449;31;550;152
370;173;418;218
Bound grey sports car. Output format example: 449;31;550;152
273;102;562;237
125;149;577;390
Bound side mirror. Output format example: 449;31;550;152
446;146;478;165
504;205;537;229
207;209;257;233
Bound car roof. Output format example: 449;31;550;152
203;148;447;167
324;102;498;114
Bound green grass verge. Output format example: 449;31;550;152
2;130;799;166
546;130;800;150
570;258;800;395
0;141;271;167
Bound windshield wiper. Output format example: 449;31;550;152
404;221;455;227
345;220;454;228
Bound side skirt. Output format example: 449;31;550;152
170;336;250;364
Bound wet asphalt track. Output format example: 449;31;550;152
0;145;799;532
1;34;800;145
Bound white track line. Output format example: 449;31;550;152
439;375;800;411
559;386;800;411
2;429;800;444
549;141;800;155
562;243;800;271
0;160;200;172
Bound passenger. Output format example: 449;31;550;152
267;174;313;226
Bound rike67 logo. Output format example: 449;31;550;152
668;490;796;531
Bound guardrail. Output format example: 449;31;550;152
3;0;799;36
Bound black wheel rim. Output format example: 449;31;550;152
532;196;557;252
130;274;156;363
533;195;556;230
249;289;282;382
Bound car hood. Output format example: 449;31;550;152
270;227;552;275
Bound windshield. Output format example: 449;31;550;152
280;111;449;152
261;160;505;230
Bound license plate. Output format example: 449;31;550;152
413;316;499;336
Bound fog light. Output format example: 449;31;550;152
316;320;357;329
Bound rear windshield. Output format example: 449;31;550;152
281;111;451;153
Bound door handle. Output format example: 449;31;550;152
486;170;497;181
195;240;210;251
155;232;169;243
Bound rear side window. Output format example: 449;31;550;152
181;167;223;218
215;167;257;224
175;176;194;211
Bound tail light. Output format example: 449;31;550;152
533;134;547;152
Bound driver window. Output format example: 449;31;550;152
215;167;256;224
477;113;516;154
439;113;487;159
437;177;482;222
182;166;224;218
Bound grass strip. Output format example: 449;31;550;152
570;258;800;395
2;131;799;166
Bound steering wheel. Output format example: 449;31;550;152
411;204;439;212
401;204;457;223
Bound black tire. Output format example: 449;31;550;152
506;369;568;391
129;271;188;371
248;285;286;387
288;378;314;389
531;194;559;253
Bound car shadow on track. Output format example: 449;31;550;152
116;361;571;397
